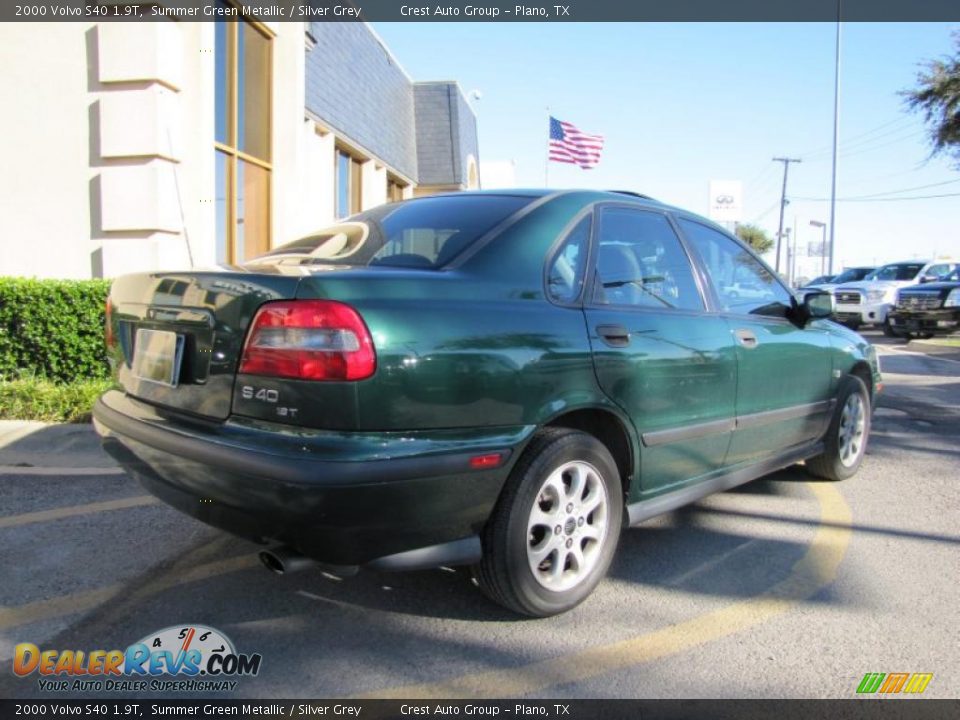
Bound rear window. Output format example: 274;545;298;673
252;195;533;269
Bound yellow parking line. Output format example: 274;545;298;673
0;495;160;530
360;482;852;699
0;554;260;631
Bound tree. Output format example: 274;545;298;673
903;33;960;164
735;223;774;254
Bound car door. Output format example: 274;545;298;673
676;218;834;467
583;205;737;499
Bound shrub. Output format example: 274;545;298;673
0;375;115;423
0;277;111;383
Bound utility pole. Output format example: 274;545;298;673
827;11;842;275
773;157;801;274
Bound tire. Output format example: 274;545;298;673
882;318;901;338
475;428;623;617
806;375;871;481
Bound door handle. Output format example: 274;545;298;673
734;329;758;349
596;324;630;347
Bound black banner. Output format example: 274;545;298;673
2;0;960;23
1;700;959;720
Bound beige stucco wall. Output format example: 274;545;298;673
0;21;424;280
0;23;100;279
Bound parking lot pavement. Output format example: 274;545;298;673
1;330;957;699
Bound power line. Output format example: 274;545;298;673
745;162;775;188
844;178;960;198
801;128;925;164
749;200;781;224
791;178;960;202
802;123;919;160
793;115;913;158
837;130;925;160
791;192;960;203
839;161;929;187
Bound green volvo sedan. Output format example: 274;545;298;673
93;190;880;616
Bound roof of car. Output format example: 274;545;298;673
436;189;665;204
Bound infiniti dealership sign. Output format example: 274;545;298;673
708;180;743;223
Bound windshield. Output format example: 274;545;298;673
872;263;925;282
832;267;874;284
252;195;534;269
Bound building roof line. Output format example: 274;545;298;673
362;22;414;84
414;80;475;117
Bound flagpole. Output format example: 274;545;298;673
545;107;550;188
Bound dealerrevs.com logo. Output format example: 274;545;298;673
13;624;262;693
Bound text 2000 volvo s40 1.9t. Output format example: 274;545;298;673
94;190;880;616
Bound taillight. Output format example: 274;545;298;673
105;298;116;350
239;300;376;381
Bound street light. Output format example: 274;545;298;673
810;220;827;276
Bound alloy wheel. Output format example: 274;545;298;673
526;460;609;592
838;393;866;467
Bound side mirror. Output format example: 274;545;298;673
802;290;834;320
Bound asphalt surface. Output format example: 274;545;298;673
0;331;957;700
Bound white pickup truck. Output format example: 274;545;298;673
832;259;959;334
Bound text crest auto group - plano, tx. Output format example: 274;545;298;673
401;5;561;17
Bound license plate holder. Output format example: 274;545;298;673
132;329;184;388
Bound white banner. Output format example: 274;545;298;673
708;180;743;223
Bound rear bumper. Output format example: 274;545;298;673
888;309;960;335
93;391;532;569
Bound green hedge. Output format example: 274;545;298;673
0;277;112;383
0;376;116;423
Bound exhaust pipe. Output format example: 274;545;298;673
258;546;318;575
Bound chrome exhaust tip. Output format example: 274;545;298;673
258;546;317;575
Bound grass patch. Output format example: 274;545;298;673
915;337;960;348
0;377;116;423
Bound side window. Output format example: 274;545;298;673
547;216;591;303
928;264;951;279
677;218;792;315
592;208;703;311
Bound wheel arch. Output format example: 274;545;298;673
544;407;636;498
848;361;874;400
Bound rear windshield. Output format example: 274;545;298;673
252;195;533;269
873;263;924;281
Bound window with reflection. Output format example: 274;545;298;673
678;218;791;315
593;209;703;312
214;9;272;263
336;148;362;219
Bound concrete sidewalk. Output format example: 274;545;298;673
0;420;117;469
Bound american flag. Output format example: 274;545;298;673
549;116;604;169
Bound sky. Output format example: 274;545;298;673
372;22;959;278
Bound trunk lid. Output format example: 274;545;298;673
108;270;302;420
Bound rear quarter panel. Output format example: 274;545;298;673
269;193;613;432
